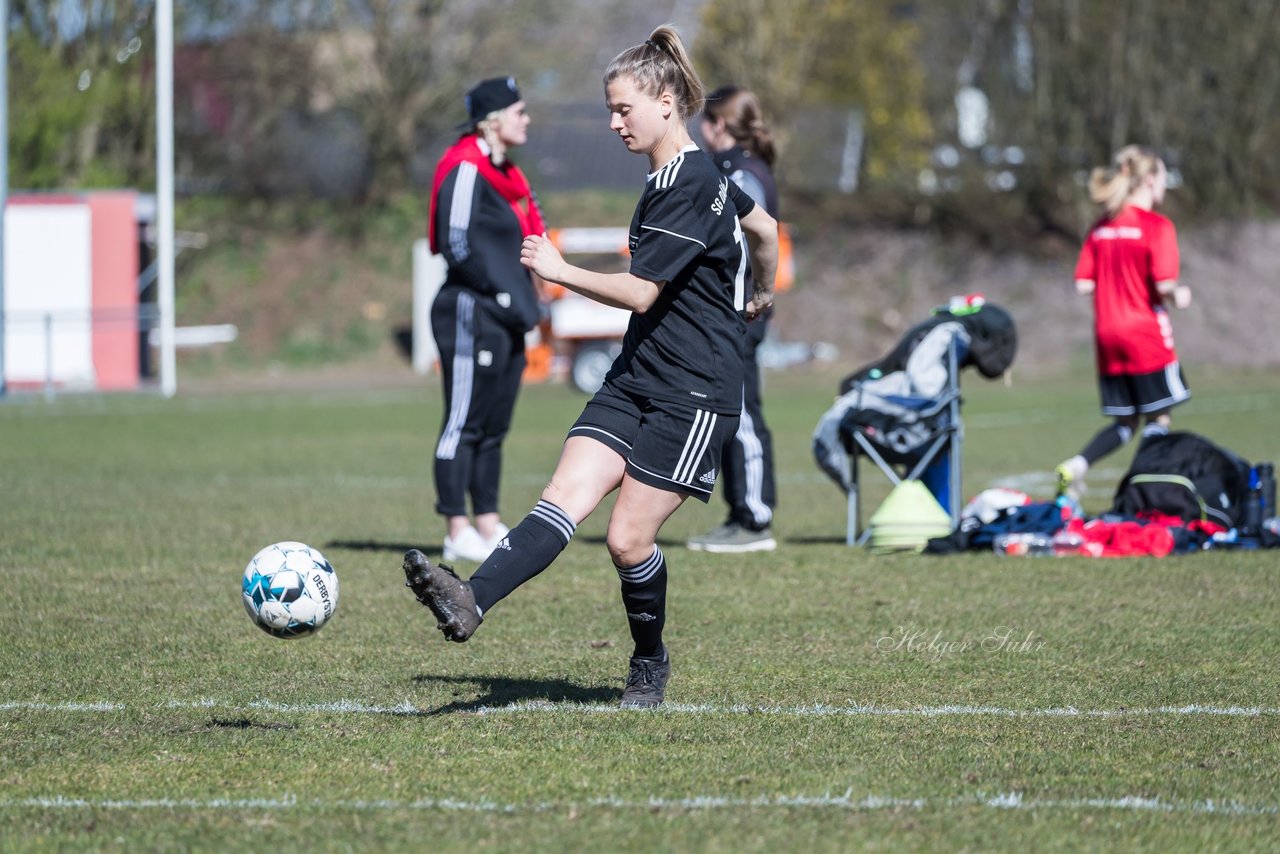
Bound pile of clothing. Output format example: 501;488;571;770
927;432;1276;556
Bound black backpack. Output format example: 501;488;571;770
1111;432;1252;527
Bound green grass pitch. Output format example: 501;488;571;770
2;365;1278;851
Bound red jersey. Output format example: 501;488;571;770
1074;205;1180;375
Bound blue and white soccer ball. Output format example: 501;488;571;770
241;542;340;638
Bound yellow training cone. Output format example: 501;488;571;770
867;480;954;553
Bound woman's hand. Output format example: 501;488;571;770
745;293;773;322
521;235;567;283
1171;284;1192;309
1156;279;1191;309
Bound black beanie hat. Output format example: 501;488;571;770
458;76;521;130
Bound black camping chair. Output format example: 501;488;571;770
841;337;964;545
822;301;1017;546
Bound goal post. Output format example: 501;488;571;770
155;0;176;397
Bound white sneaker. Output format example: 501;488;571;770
485;523;510;551
1055;456;1088;502
443;525;491;563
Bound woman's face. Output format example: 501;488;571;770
699;114;731;152
606;76;669;156
492;100;529;148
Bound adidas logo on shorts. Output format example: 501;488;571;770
699;468;717;485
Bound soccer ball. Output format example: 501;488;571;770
241;541;340;638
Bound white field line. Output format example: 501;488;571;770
0;790;1274;817
2;699;1278;718
491;701;1280;718
0;701;125;712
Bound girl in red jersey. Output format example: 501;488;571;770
1056;145;1193;501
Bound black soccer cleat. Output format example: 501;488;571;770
619;647;671;709
402;548;482;642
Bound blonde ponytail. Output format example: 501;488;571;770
604;24;705;120
1089;145;1162;215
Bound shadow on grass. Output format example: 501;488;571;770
576;534;851;548
326;539;437;557
208;717;296;731
785;535;850;545
573;534;689;548
411;673;617;716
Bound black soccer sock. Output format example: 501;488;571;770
1080;423;1134;465
617;546;668;659
467;500;576;614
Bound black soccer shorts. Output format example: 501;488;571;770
1099;361;1191;416
568;381;739;502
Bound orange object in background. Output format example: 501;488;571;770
88;193;140;390
522;319;556;382
522;343;554;382
775;223;795;293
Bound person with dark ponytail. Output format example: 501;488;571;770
1055;145;1192;501
403;25;779;710
687;85;780;553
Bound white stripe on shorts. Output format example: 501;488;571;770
673;410;716;485
1165;361;1189;400
1135;361;1192;414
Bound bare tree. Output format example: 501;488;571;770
921;0;1280;228
9;0;155;188
695;0;932;189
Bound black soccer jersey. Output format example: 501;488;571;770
606;145;756;414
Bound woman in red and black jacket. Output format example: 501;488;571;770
427;77;546;563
